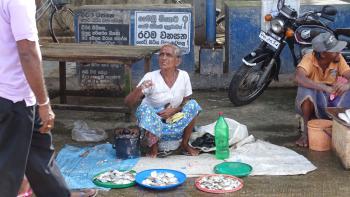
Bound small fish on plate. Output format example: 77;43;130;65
135;169;186;190
141;171;179;186
195;174;244;193
94;170;135;185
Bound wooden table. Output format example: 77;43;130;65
41;43;159;120
327;107;350;127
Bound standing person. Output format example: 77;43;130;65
0;0;96;196
295;32;350;147
125;43;202;158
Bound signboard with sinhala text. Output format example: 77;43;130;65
135;11;191;54
76;9;130;89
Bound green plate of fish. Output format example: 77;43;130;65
92;169;136;189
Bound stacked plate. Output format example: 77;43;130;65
214;162;252;177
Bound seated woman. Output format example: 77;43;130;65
124;43;201;157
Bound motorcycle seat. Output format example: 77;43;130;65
335;28;350;37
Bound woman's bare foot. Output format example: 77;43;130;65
71;189;97;197
295;135;308;147
147;143;158;158
182;144;199;156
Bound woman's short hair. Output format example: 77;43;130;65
161;43;182;57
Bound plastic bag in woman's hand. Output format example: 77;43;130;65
71;120;108;142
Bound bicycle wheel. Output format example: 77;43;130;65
216;15;225;34
49;6;74;43
36;0;51;21
216;15;225;45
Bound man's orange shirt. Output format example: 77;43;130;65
297;52;350;85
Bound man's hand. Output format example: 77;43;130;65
157;107;177;120
333;82;350;96
38;104;55;133
321;84;334;94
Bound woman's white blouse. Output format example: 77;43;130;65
137;69;192;108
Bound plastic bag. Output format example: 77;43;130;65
189;118;249;152
71;120;108;142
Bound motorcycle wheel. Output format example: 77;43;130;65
228;58;276;106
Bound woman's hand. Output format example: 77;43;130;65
157;107;178;120
124;80;153;108
140;80;153;90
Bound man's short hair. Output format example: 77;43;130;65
160;43;182;57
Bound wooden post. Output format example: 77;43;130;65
59;61;67;104
144;56;151;73
124;63;132;95
124;63;133;122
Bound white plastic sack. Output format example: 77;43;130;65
189;118;249;152
71;120;108;142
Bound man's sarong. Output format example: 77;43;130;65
295;86;350;118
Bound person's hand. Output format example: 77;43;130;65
333;82;350;96
140;80;153;90
157;107;177;120
38;104;55;133
321;84;334;94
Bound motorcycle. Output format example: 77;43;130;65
228;0;350;106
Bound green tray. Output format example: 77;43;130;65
92;170;136;189
214;162;252;177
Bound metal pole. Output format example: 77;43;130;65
206;0;216;48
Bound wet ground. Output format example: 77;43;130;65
51;88;350;197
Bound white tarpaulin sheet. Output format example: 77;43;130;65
133;136;316;177
227;138;317;176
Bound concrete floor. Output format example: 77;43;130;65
51;88;350;197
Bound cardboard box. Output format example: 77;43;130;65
327;108;350;169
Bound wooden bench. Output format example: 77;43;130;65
41;43;159;121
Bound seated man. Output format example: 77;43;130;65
124;43;201;157
295;32;350;147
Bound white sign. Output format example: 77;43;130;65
135;11;191;54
